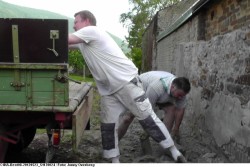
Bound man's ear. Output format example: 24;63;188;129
85;18;91;25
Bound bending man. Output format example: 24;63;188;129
119;71;191;144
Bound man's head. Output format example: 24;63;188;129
170;77;191;100
73;10;97;31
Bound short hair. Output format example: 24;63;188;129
172;77;191;93
74;10;97;26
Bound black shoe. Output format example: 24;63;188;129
176;155;187;163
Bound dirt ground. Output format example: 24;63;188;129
5;89;230;163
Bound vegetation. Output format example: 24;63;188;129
120;0;181;71
70;74;96;86
68;50;85;74
0;0;75;32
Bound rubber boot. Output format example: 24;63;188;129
140;132;152;155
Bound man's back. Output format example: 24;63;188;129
72;26;138;95
139;71;185;108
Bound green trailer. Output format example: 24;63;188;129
0;18;93;162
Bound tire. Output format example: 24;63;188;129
7;127;37;154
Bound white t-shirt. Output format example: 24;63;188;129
73;26;138;95
139;71;186;108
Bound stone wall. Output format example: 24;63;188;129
143;0;250;162
178;27;250;162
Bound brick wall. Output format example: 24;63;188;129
205;0;250;40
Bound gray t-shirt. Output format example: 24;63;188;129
139;71;186;109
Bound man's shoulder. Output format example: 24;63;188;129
140;71;174;77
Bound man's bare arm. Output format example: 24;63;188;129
68;34;83;45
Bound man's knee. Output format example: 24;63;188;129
123;113;135;125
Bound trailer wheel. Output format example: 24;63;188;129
7;127;37;154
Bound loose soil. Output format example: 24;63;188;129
6;89;230;163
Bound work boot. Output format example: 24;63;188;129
164;149;187;162
111;156;120;163
175;142;185;155
176;155;187;163
140;132;152;155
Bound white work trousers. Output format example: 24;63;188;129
100;76;174;159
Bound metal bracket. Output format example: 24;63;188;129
12;25;20;63
47;30;59;56
11;25;25;91
50;30;59;39
10;82;25;90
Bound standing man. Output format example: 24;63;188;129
118;71;191;144
68;10;186;163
